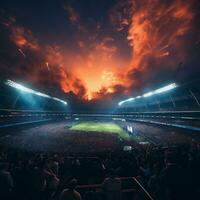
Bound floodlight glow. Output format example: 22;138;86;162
118;101;125;106
118;82;177;106
35;92;50;98
143;92;153;97
52;97;67;105
5;80;67;105
118;97;135;106
154;83;177;94
6;80;35;94
127;97;135;102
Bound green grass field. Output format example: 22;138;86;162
69;121;130;139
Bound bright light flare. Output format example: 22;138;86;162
143;92;153;97
5;80;67;105
118;83;177;106
118;97;135;106
52;97;67;105
154;83;177;94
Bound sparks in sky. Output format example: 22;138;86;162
0;0;199;103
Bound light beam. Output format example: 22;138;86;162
118;83;177;106
5;80;68;105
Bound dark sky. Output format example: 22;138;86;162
0;0;200;111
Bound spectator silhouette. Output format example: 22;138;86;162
102;169;122;200
60;178;82;200
160;152;184;200
0;162;13;200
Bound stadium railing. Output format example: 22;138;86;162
54;177;154;200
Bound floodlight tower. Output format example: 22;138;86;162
5;80;68;109
118;83;178;111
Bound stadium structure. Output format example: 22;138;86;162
0;78;200;200
1;0;200;199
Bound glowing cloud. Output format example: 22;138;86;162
1;0;197;104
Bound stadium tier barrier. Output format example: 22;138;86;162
53;177;154;200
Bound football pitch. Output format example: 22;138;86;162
69;121;130;139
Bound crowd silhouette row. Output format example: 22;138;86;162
0;142;200;200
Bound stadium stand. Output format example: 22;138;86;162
0;80;200;200
0;143;200;200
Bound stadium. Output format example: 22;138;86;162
0;78;200;200
0;1;200;200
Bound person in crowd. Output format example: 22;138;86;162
0;162;13;199
160;151;184;200
0;143;199;200
148;164;162;199
43;160;60;200
60;178;82;200
102;168;122;200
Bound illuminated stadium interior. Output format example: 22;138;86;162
0;1;200;200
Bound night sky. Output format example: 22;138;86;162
0;0;200;111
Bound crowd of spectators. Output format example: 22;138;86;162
0;142;200;200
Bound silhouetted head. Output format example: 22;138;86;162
68;178;77;190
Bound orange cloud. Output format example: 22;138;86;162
67;37;129;100
125;0;195;87
3;0;197;102
7;19;39;50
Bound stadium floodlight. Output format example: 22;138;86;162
118;97;135;106
118;82;177;106
6;80;39;95
154;83;177;94
143;92;153;97
118;101;125;106
127;97;135;102
52;97;67;105
5;80;67;105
